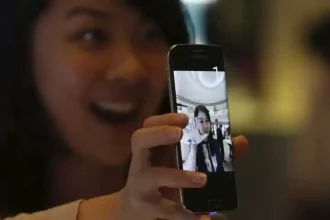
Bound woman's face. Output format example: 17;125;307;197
33;0;168;165
197;111;211;136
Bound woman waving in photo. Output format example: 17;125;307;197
183;105;226;173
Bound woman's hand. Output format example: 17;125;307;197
78;113;248;220
120;113;248;220
121;113;206;220
191;117;208;146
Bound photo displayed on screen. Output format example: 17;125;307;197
174;70;233;173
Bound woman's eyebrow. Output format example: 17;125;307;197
66;6;112;20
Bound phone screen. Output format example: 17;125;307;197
168;44;237;213
174;69;233;173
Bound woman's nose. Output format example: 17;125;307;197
106;44;147;82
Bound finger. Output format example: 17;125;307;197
134;167;207;193
131;126;182;154
194;117;198;130
146;198;198;220
160;187;181;202
130;126;182;173
144;113;189;128
190;119;194;131
232;135;248;160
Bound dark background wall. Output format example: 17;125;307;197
228;134;291;220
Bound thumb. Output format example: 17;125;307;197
202;134;208;140
194;117;198;129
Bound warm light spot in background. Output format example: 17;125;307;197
180;0;329;135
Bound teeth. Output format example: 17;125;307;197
97;102;136;113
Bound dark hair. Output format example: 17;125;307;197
0;0;189;217
193;105;216;155
194;105;211;122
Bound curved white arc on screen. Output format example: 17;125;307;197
189;71;196;80
197;71;225;89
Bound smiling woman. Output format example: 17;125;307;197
0;0;190;218
0;0;249;219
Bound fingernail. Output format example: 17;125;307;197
173;128;182;140
191;172;207;185
178;113;187;120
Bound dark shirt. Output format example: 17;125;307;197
196;137;224;173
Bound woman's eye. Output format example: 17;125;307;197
71;28;109;50
81;29;108;43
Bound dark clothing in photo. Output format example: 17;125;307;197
196;138;224;173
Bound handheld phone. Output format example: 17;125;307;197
167;44;238;213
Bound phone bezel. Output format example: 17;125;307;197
167;44;238;214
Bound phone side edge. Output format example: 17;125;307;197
166;46;187;210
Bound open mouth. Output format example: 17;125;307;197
90;102;140;125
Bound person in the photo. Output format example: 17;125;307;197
225;126;231;139
214;119;223;138
183;105;225;173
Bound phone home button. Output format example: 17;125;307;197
207;199;222;211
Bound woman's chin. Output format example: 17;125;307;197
85;145;132;167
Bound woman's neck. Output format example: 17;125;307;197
46;155;130;208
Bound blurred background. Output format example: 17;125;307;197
180;0;330;219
